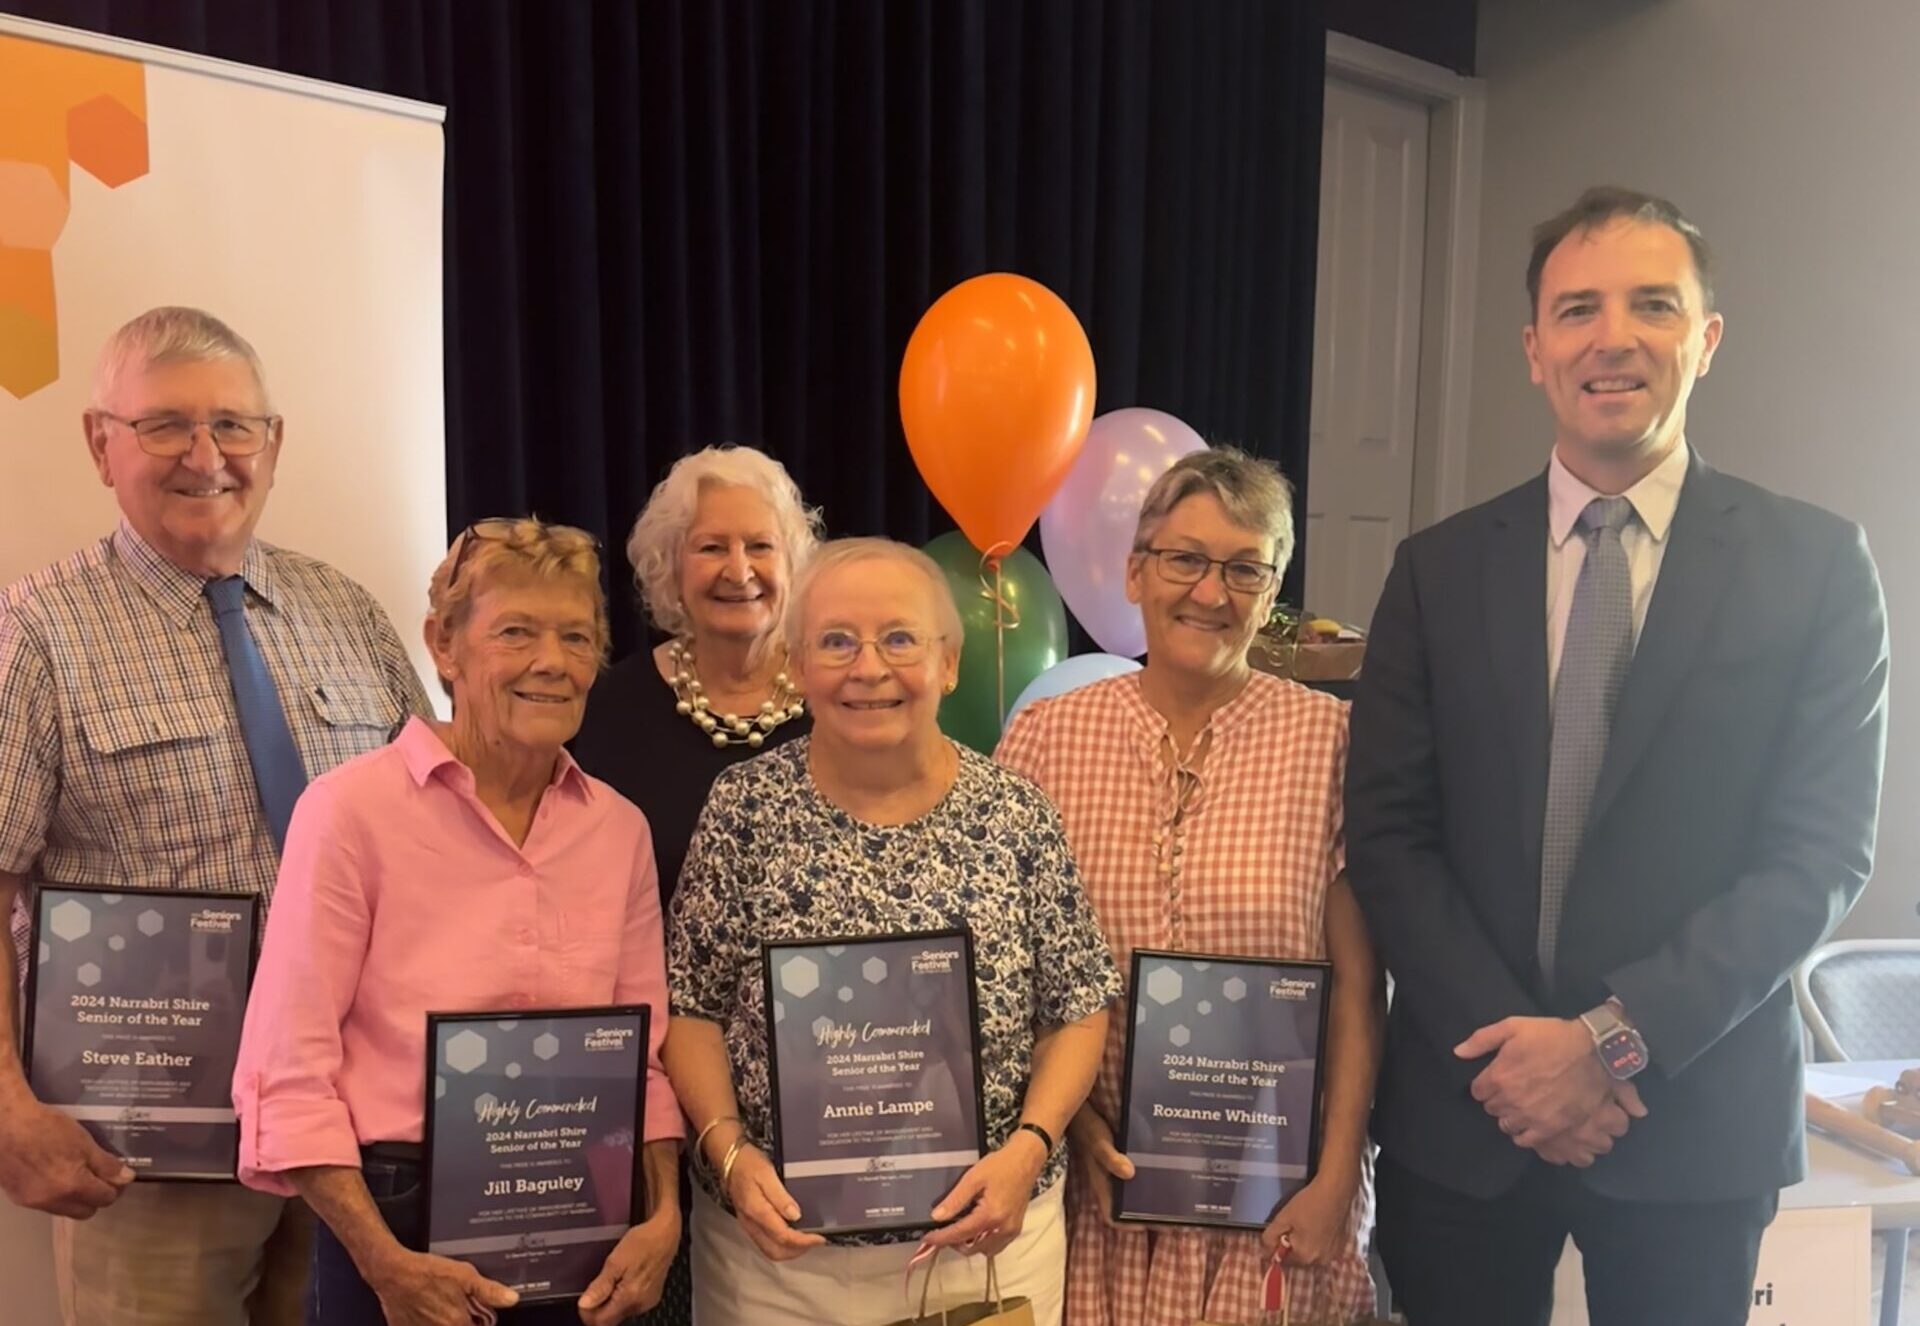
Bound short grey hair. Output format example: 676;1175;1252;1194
1131;446;1296;577
784;537;964;662
91;307;271;410
625;445;823;638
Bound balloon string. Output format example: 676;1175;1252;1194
976;542;1019;725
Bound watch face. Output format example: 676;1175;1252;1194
1599;1029;1648;1079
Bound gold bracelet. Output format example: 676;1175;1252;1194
718;1135;752;1209
690;1114;744;1178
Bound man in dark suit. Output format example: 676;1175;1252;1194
1346;186;1889;1325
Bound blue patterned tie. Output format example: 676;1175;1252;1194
1537;496;1636;982
205;576;307;852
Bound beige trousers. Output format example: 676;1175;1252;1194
691;1179;1065;1326
53;1181;312;1326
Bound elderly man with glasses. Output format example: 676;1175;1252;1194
0;306;433;1325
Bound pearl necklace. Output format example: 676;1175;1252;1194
668;639;805;748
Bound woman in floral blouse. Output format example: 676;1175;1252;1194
998;449;1385;1326
664;537;1120;1326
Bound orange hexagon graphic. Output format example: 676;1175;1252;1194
0;34;148;399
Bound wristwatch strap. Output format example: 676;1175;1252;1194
1015;1120;1055;1154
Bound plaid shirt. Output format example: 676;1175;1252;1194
998;672;1374;1326
2;522;434;966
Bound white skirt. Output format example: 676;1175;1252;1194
691;1179;1066;1326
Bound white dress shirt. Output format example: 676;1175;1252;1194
1546;440;1690;701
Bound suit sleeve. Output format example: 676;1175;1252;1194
1346;539;1546;1067
1605;521;1888;1075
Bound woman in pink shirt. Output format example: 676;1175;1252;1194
233;519;683;1326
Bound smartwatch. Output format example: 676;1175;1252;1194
1579;997;1649;1081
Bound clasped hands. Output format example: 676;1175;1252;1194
1455;1016;1647;1167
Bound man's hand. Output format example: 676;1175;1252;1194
1456;1016;1645;1147
0;1085;135;1217
1529;1086;1647;1166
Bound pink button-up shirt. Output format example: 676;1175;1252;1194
234;718;682;1195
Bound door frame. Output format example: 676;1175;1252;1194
1325;33;1486;530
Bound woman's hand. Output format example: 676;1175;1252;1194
576;1207;681;1324
920;1129;1049;1258
725;1144;827;1263
1259;1173;1356;1266
366;1248;519;1326
1067;1104;1134;1229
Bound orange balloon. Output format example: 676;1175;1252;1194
900;273;1096;555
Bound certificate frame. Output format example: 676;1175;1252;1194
1113;948;1331;1231
23;883;260;1183
761;929;988;1236
421;1005;650;1304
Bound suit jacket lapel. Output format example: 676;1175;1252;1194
1586;454;1743;831
1483;477;1551;884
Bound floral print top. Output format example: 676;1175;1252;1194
667;737;1122;1242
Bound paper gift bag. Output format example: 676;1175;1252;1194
880;1250;1035;1326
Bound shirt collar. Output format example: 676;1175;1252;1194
395;716;595;802
1547;439;1690;549
1118;666;1271;755
112;520;280;624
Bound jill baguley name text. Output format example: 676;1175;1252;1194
482;1175;586;1198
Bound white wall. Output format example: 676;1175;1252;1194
1469;0;1919;940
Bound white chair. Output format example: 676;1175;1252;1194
1794;938;1920;1326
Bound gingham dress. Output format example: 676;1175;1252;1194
997;672;1374;1326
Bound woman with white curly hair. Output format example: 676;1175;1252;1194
571;446;820;1324
574;445;822;911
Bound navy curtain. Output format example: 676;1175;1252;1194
12;0;1327;657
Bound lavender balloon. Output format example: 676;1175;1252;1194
1040;408;1208;658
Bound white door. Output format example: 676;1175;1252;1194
1304;77;1430;630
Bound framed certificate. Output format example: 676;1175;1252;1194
423;1007;649;1303
1114;949;1330;1230
762;930;987;1235
24;884;258;1181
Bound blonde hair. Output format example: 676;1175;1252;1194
1131;446;1296;577
625;445;823;639
427;518;608;694
92;306;271;410
783;537;963;660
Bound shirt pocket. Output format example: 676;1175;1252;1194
77;697;244;854
303;680;405;768
558;918;624;1000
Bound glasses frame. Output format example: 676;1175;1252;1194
1139;546;1280;595
95;410;281;459
445;518;605;593
809;629;946;669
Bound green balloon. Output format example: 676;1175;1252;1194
923;531;1069;753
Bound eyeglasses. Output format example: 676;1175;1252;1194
446;518;603;592
1141;547;1279;595
810;628;942;668
96;411;280;458
446;519;515;591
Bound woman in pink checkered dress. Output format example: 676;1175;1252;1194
998;449;1383;1326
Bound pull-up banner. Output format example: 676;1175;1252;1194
0;14;446;700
